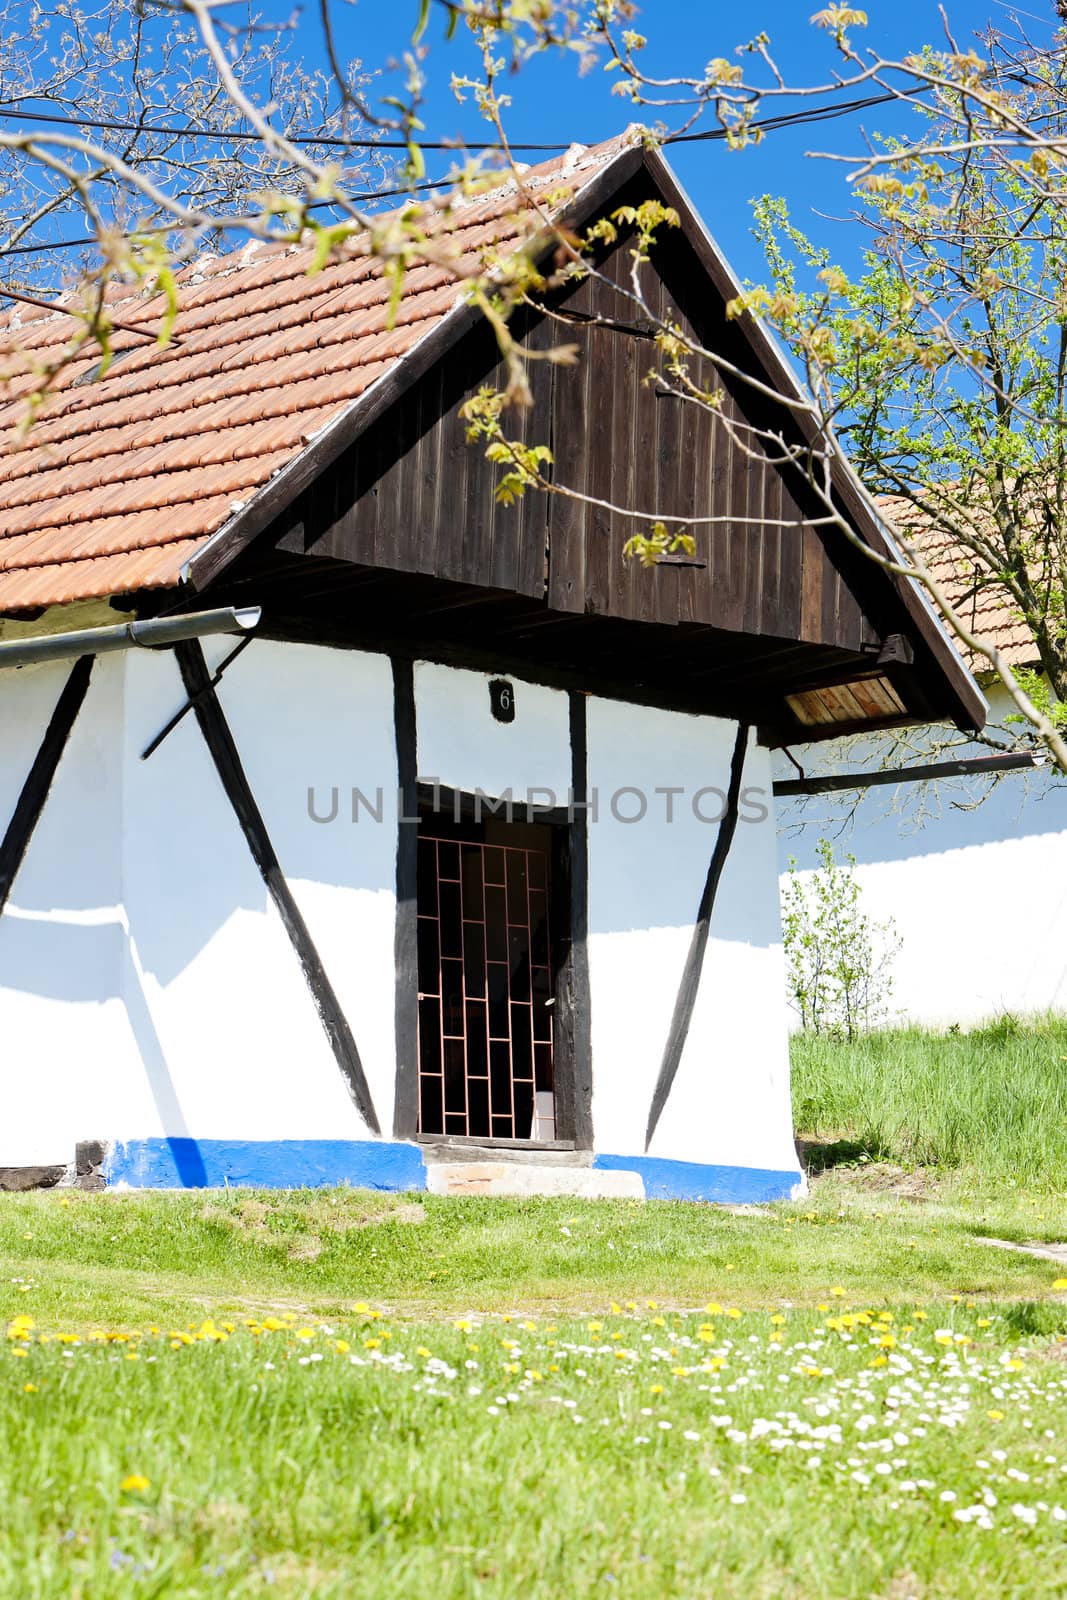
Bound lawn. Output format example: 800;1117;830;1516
3;1016;1067;1598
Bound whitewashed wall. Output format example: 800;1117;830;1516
0;655;142;1165
0;641;400;1167
414;661;571;799
118;639;399;1145
775;683;1067;1024
586;700;798;1176
0;643;803;1193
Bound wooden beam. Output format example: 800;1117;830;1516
392;657;420;1139
173;639;381;1135
644;721;749;1151
0;656;93;917
773;750;1039;798
553;691;593;1148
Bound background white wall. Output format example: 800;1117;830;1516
775;684;1067;1024
586;700;798;1174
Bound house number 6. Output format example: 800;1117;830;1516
489;678;515;723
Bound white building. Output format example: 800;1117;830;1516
0;136;984;1197
776;651;1067;1029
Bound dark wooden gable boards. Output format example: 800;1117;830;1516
187;144;983;737
272;185;879;660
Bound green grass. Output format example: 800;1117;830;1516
3;1180;1067;1597
4;1273;1067;1598
791;1015;1067;1187
1;1180;1065;1329
3;1017;1067;1596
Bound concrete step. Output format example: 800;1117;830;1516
425;1161;644;1198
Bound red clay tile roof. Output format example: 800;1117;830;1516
0;135;637;614
877;495;1037;672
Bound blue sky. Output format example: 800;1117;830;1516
321;0;1055;279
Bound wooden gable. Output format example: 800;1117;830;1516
272;198;883;657
199;155;983;742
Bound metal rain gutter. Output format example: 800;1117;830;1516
0;605;261;671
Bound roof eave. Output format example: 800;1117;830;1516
640;147;988;736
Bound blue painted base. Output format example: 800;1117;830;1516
101;1138;800;1203
103;1138;427;1192
593;1153;802;1203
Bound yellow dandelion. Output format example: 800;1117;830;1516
977;1318;992;1329
987;1409;1004;1421
830;1286;846;1298
22;1383;37;1393
120;1475;150;1493
1053;1278;1067;1291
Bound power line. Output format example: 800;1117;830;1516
0;90;913;264
0;102;568;150
0;89;901;153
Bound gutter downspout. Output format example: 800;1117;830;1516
0;606;261;672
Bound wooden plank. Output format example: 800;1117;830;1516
551;692;593;1147
0;656;93;917
800;524;824;642
392;657;420;1139
759;458;783;638
173;638;381;1135
545;324;589;614
644;721;749;1149
584;312;618;617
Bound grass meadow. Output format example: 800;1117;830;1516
791;1015;1067;1187
2;1016;1067;1598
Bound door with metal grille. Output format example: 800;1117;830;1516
416;820;555;1139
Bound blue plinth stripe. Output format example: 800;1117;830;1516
593;1153;801;1203
103;1138;427;1192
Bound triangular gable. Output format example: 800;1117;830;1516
0;134;984;732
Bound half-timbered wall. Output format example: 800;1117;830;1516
0;638;803;1199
